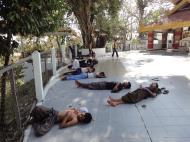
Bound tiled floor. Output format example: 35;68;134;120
27;51;190;142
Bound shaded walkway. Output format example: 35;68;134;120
27;51;190;142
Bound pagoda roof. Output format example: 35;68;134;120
140;0;190;32
168;0;190;15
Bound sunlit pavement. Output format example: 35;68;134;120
27;50;190;142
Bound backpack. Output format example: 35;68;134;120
30;106;57;136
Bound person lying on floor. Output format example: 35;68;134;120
60;72;106;80
75;80;131;93
107;82;159;107
31;106;92;136
57;107;92;128
68;58;98;69
63;66;95;76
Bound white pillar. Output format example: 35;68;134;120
61;45;65;63
51;48;57;75
32;51;44;102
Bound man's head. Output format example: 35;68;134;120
122;82;131;89
99;72;105;77
77;112;92;124
149;82;159;93
96;72;106;78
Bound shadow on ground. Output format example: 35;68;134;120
27;53;190;142
27;74;190;142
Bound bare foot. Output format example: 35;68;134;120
75;80;81;87
107;100;116;107
60;76;67;80
109;96;114;101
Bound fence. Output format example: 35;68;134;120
56;47;66;69
0;56;36;142
41;51;53;87
0;47;67;142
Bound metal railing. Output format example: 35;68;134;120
56;48;65;70
0;47;69;142
0;56;37;142
41;51;53;87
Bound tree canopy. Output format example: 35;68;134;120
0;0;68;65
65;0;122;49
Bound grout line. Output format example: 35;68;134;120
135;104;153;142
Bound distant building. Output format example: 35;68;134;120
139;0;190;50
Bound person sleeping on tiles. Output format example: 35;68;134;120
107;82;160;107
68;58;98;69
60;72;106;81
75;80;131;93
62;66;95;76
30;106;92;136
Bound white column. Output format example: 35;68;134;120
51;48;57;75
61;45;65;63
32;51;44;102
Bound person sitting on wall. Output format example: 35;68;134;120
75;80;131;93
107;82;159;107
60;72;106;81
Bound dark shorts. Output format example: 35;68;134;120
54;111;59;124
121;89;148;104
121;93;134;104
88;82;107;90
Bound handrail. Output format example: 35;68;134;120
0;55;32;75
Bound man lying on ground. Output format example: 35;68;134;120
60;72;106;81
107;82;159;107
75;80;131;93
31;106;92;136
68;58;98;69
57;107;92;128
63;66;95;76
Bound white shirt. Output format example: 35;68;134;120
72;59;80;69
79;107;88;113
87;73;95;78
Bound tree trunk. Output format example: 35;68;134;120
0;33;12;140
67;0;94;56
136;0;147;39
56;36;61;49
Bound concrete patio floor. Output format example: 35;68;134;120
27;50;190;142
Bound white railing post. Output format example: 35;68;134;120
32;51;44;102
51;48;57;75
61;45;65;63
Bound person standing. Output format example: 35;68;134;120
112;38;119;58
